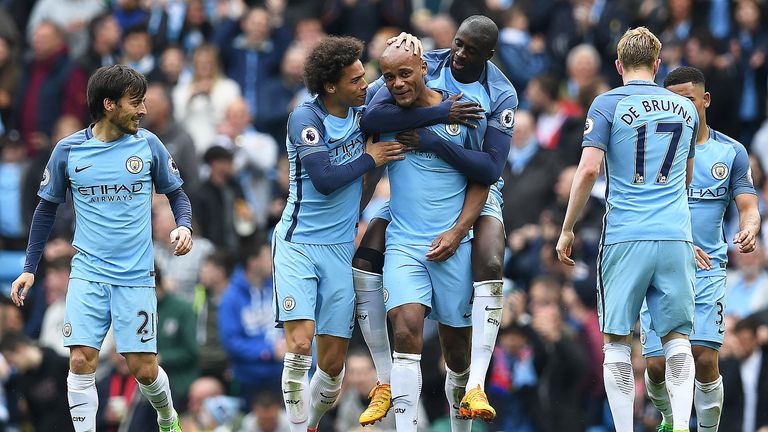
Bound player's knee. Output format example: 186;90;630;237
287;337;313;356
392;328;420;353
69;348;98;374
693;347;719;378
646;356;666;383
131;363;157;385
443;350;470;373
475;254;503;281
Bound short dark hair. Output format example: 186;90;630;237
459;15;499;51
45;256;71;272
532;74;560;101
253;390;283;408
0;332;31;354
663;66;706;88
204;250;236;277
304;36;364;96
734;314;761;334
87;64;148;122
203;145;234;165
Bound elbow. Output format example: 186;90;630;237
581;165;600;181
475;173;499;186
315;183;335;196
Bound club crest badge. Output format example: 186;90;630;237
445;123;461;136
283;296;296;311
711;162;728;180
126;156;143;174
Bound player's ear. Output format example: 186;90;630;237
615;59;623;76
703;91;711;109
652;58;661;75
103;98;114;113
325;83;336;94
485;48;494;61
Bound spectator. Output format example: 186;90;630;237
564;43;601;100
180;376;225;431
120;25;164;82
260;43;310;145
213;6;291;137
0;333;72;432
158;45;190;87
219;243;284;405
15;21;88;156
501;109;561;232
112;0;149;33
143;82;200;188
0;35;20;123
728;0;768;147
194;145;253;250
152;195;215;302
293;16;326;50
0;135;27;249
26;0;106;58
95;349;154;432
76;12;122;77
719;315;768;432
155;266;199;411
525;74;581;149
321;0;412;45
726;243;768;318
173;43;241;154
426;14;456;50
239;390;292;432
364;27;402;85
497;7;549;97
149;0;212;56
36;257;70;357
195;251;234;381
216;97;279;228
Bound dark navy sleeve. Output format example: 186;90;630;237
582;94;615;151
146;131;184;194
418;127;509;186
38;142;71;203
360;85;451;135
302;152;376;196
731;143;757;197
165;187;193;231
23;199;59;274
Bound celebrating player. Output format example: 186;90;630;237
11;64;193;432
556;28;699;432
358;41;489;432
353;16;517;426
272;36;404;432
639;66;759;432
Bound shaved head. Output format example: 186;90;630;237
381;43;422;68
457;15;498;51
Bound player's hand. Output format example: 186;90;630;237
386;32;423;56
10;272;35;307
170;226;193;256
446;92;485;128
734;228;757;253
426;228;464;262
395;130;420;151
366;137;406;166
694;245;713;270
555;230;575;266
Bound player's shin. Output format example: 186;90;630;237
68;372;98;432
445;366;472;431
136;366;177;426
603;342;635;432
644;368;674;427
466;280;503;390
282;352;312;431
353;268;392;383
694;376;723;431
391;352;422;432
307;366;344;429
663;338;695;431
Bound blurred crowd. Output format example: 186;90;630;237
1;0;768;431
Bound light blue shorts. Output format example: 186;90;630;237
383;241;473;327
640;274;726;356
64;278;158;353
271;235;356;338
598;240;695;337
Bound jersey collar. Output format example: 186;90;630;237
626;79;658;86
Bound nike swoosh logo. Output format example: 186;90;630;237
463;313;472;318
484;306;502;311
140;336;155;343
718;329;725;334
69;402;89;410
391;395;408;404
328;138;342;144
283;388;303;394
320;391;341;398
355;300;371;306
75;165;92;173
699;423;718;429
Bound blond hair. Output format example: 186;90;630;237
616;27;661;70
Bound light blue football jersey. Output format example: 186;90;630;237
583;80;699;245
275;96;367;244
423;49;518;196
39;127;183;287
688;128;755;276
385;90;487;246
